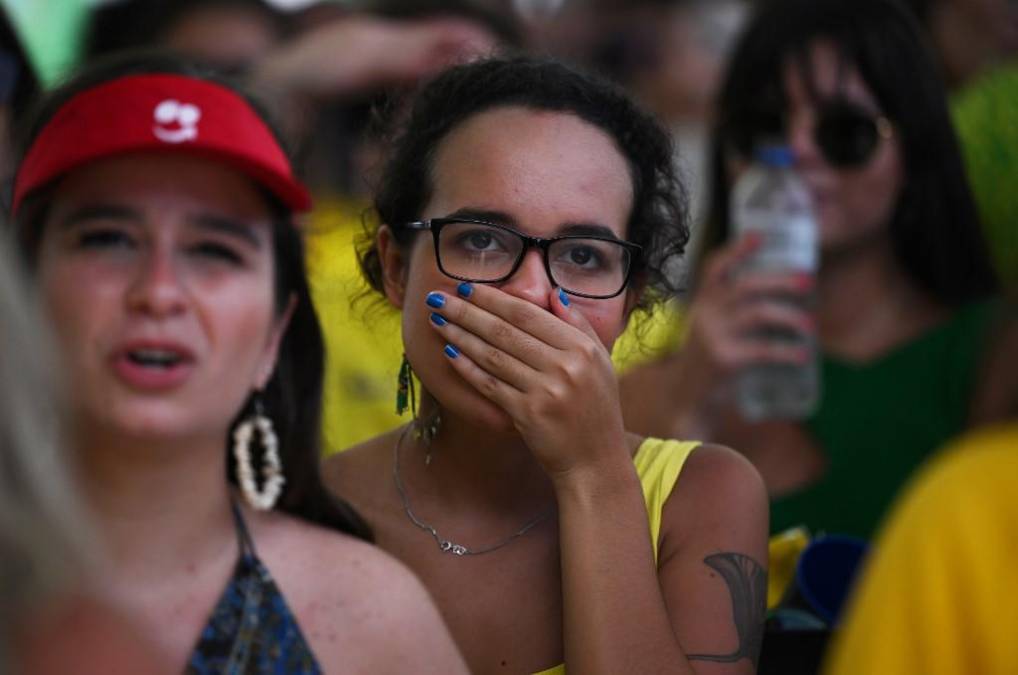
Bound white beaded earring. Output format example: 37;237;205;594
233;394;285;510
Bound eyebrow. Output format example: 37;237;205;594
557;223;622;240
445;207;517;227
443;208;623;241
191;213;264;248
57;204;140;228
55;204;264;248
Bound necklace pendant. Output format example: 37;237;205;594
439;540;469;556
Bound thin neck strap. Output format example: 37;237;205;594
229;499;257;558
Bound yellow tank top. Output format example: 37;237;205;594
534;437;699;675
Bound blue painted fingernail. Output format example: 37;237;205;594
558;288;570;306
426;292;445;308
456;282;473;298
444;344;460;358
430;312;447;327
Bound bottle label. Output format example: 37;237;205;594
740;213;817;272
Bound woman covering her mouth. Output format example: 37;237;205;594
323;56;769;675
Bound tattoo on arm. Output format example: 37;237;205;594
686;552;767;667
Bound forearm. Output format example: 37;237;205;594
554;460;695;675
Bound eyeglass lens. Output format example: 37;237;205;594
436;220;632;298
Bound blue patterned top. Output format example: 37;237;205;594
186;503;321;674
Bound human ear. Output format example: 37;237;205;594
377;224;408;309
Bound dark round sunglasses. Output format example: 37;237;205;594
727;99;893;169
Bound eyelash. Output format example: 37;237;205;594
76;229;245;266
190;242;244;265
78;229;134;249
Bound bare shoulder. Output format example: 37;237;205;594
321;429;398;503
663;443;768;551
676;443;767;502
250;510;466;673
655;444;769;671
254;509;432;617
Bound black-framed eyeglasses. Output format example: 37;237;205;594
727;98;893;168
405;217;642;299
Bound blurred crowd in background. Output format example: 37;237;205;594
1;0;1016;673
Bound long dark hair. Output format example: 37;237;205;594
703;0;998;305
362;55;690;315
11;51;370;540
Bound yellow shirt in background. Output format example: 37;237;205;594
824;424;1018;675
612;298;687;374
306;199;687;454
306;201;404;455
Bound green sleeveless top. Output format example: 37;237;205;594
770;300;996;540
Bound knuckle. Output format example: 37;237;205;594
490;319;514;343
576;339;600;363
481;345;506;370
517;335;542;362
536;381;568;410
558;351;589;382
451;300;471;323
477;370;501;397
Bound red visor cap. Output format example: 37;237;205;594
12;73;312;216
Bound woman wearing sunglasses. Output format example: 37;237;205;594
9;53;467;673
323;56;769;674
621;0;1016;541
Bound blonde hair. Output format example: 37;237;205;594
0;231;91;654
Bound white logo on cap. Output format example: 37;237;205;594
153;99;201;143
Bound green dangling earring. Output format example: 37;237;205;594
395;353;441;465
396;353;413;415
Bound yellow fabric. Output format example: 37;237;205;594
533;437;699;675
631;437;700;565
611;299;687;374
767;527;810;609
305;200;405;455
824;424;1018;675
306;198;688;454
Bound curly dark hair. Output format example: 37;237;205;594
360;55;689;315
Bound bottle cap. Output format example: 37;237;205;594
755;145;795;167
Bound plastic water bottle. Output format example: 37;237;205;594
731;145;819;420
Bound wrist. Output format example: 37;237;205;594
550;453;641;508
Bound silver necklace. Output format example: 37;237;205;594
392;424;552;556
